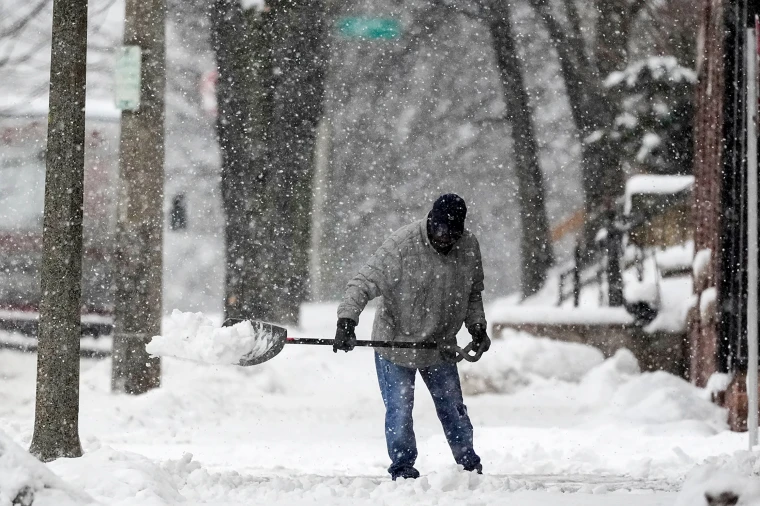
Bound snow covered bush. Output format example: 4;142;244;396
596;56;695;176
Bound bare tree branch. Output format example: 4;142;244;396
561;0;591;71
0;0;50;40
527;0;601;133
0;38;49;69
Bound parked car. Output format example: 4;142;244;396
0;104;119;338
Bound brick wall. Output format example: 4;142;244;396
690;0;725;387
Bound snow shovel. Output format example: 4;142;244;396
222;318;485;366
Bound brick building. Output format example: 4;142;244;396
691;0;760;429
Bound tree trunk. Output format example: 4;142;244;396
210;0;270;322
527;0;626;257
111;0;165;394
595;0;638;79
488;1;554;297
244;8;278;321
264;0;327;324
29;0;88;462
586;0;640;224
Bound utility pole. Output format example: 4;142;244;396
746;16;759;449
29;0;88;461
111;0;166;394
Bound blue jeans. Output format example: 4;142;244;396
374;353;481;477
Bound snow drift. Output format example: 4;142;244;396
0;430;93;506
675;464;760;506
460;330;726;431
459;331;605;394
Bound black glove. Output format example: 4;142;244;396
333;318;357;353
469;324;491;354
439;342;459;363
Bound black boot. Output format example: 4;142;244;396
391;467;420;481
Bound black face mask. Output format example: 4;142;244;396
428;220;462;254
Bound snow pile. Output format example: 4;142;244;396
48;445;183;506
576;349;727;432
460;332;725;432
607;371;726;430
459;331;605;394
577;348;641;404
675;464;760;506
0;430;93;506
145;310;274;365
646;277;693;333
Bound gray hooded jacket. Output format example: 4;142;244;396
337;218;487;368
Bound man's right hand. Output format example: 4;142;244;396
333;318;357;353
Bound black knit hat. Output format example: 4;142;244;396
429;193;467;236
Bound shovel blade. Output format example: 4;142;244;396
223;318;288;366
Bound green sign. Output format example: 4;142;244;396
115;46;141;111
336;17;401;40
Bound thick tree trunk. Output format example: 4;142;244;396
29;0;88;462
488;1;554;297
264;0;327;324
111;0;165;394
210;0;269;322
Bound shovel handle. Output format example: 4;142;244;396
286;337;437;349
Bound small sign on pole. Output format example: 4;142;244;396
115;46;141;111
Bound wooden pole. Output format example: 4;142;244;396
111;0;165;394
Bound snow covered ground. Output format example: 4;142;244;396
0;303;756;505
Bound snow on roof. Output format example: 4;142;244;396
624;174;694;214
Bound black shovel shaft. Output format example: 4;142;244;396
286;337;436;349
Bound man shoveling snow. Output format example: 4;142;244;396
334;193;491;480
145;194;491;481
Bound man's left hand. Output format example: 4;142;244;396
469;324;491;354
